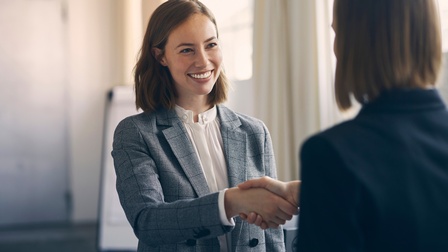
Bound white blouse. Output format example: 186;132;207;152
174;105;235;251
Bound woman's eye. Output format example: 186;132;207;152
180;48;193;54
207;43;218;48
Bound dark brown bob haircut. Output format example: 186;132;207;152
333;0;442;110
134;0;230;112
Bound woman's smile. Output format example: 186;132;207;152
188;70;213;79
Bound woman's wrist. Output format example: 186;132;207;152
224;187;241;219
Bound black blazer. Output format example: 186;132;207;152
297;88;448;251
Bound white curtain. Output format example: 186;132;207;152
252;0;338;181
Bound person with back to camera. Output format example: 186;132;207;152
239;0;448;251
111;0;298;251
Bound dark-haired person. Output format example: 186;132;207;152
111;0;296;251
240;0;448;251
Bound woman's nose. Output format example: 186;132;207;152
194;49;208;68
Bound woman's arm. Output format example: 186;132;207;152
112;116;296;246
112;117;227;246
224;186;296;227
238;177;300;208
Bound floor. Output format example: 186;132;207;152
0;222;97;252
0;220;299;252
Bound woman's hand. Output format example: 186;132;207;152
236;177;301;229
224;187;297;229
238;176;300;207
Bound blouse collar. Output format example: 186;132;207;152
174;105;217;125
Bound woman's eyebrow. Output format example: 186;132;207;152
175;36;217;49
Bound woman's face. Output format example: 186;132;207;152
159;14;222;104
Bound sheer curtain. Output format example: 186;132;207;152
252;0;338;181
438;0;448;101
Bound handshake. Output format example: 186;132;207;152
224;176;301;230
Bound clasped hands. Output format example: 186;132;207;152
225;176;300;230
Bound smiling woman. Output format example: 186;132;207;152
111;0;296;251
152;13;223;113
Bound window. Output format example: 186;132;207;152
438;0;448;101
201;0;254;81
439;0;448;52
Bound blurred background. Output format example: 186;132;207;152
0;0;447;251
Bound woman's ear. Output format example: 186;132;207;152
152;48;167;66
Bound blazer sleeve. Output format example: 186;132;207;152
111;117;232;247
297;135;363;252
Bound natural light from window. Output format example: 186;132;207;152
439;0;448;52
201;0;448;118
201;0;254;81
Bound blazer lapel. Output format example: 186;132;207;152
217;106;247;187
217;106;247;249
156;109;210;197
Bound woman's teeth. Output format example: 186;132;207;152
190;71;212;79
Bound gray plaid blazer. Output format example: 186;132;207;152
112;105;285;252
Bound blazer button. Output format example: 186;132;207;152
186;239;196;246
249;238;259;247
193;228;211;238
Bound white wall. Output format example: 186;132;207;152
67;0;164;223
0;0;71;226
67;0;118;222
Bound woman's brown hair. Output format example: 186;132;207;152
134;0;230;112
333;0;442;110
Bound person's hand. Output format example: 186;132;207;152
238;176;300;207
237;177;300;229
224;187;297;229
239;212;269;229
